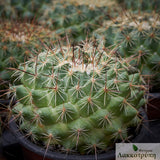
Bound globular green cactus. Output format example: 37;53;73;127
0;0;118;43
63;0;117;7
11;41;145;155
38;0;113;42
0;0;52;19
93;12;160;89
116;0;160;12
0;20;59;81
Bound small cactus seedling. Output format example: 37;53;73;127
10;40;146;157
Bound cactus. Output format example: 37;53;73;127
0;0;52;19
116;0;160;12
0;0;118;43
93;12;160;89
38;1;115;42
62;0;117;7
10;40;145;155
0;20;59;81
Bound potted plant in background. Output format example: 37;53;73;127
37;0;111;42
0;0;52;19
116;0;160;12
93;11;160;119
6;40;147;160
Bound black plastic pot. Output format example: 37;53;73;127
147;93;160;120
0;99;12;123
0;99;16;108
0;99;10;106
8;108;148;160
0;99;16;122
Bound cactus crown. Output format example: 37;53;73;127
11;40;145;155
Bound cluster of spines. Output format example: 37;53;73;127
9;40;146;156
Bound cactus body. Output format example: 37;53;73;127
116;0;160;12
0;20;58;81
38;1;115;42
93;12;160;88
0;0;52;19
11;41;145;154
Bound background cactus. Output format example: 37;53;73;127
63;0;117;7
116;0;160;12
0;20;59;81
93;12;160;90
0;0;119;43
10;41;145;155
0;0;52;19
38;0;118;42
